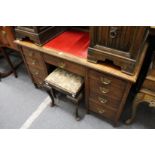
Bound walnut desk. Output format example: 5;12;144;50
15;40;148;125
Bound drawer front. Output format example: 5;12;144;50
89;99;117;120
22;47;48;82
23;47;43;60
89;70;126;100
89;69;126;87
29;67;47;79
142;79;155;92
89;77;125;99
25;56;45;70
89;91;120;109
43;54;85;76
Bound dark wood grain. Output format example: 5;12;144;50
88;26;149;75
15;26;67;46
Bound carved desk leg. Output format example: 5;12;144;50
146;96;155;108
126;93;144;124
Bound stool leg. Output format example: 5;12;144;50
75;102;80;121
52;89;57;98
46;90;55;107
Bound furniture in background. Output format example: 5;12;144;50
0;26;19;51
14;26;89;46
0;47;17;80
126;43;155;124
88;26;149;75
15;26;67;46
0;26;22;80
43;68;84;120
15;27;148;125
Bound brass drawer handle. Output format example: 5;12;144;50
98;109;105;114
99;87;109;94
100;77;111;85
98;97;108;104
59;62;66;68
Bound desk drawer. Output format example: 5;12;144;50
29;67;47;79
89;69;126;100
23;47;42;60
89;69;125;88
89;91;121;109
89;99;117;120
43;54;85;76
89;77;125;100
25;56;45;70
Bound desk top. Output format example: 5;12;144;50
15;40;148;83
44;30;89;59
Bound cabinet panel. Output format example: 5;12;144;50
88;26;149;75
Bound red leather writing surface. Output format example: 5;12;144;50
44;30;90;58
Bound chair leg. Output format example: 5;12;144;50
75;102;80;121
52;88;57;98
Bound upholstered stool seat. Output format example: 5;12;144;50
44;68;84;120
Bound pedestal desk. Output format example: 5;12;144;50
14;39;148;125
